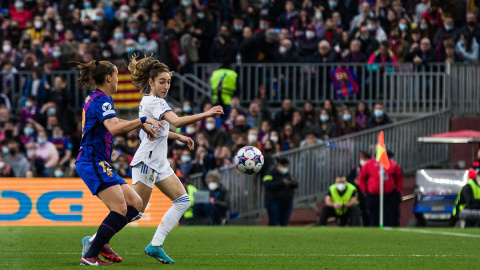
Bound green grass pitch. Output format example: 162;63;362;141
1;226;479;269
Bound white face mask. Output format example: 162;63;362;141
248;134;257;143
34;21;43;29
279;46;287;54
2;44;11;53
0;161;5;169
305;31;315;40
55;24;64;32
205;122;215;131
336;183;346;192
208;182;219;191
278;166;289;175
359;159;366;166
270;136;279;143
186;126;196;135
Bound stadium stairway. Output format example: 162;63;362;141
258;176;415;227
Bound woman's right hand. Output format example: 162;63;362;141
208;106;224;117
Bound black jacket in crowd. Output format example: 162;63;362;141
263;167;298;202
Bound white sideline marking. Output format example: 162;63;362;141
396;228;480;238
1;252;477;257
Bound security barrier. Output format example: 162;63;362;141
0;178;171;227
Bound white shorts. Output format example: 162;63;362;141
131;162;175;189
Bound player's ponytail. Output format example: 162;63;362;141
72;60;116;90
128;54;172;93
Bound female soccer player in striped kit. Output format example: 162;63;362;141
74;60;162;266
128;55;223;263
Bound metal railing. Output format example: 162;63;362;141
190;111;450;219
5;63;479;117
193;63;479;116
6;70;84;114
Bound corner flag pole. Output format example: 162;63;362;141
376;131;390;228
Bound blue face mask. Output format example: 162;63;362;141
343;114;352;122
15;1;24;9
138;37;147;44
320;115;329;122
197;13;205;20
24;127;34;136
27;150;36;157
183;106;192;113
259;24;267;30
130;28;139;34
328;1;337;8
54;170;64;177
53;134;63;140
47;108;56;116
52;50;61;58
445;25;453;31
114;32;123;40
2;146;9;154
95;15;103;22
367;24;376;31
126;46;135;53
420;25;428;30
374;109;384;118
233;25;243;31
399;24;407;31
181;155;191;163
84;2;91;9
38;138;47;145
182;0;191;7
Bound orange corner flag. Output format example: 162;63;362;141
376;131;390;170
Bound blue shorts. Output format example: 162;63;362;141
76;161;127;195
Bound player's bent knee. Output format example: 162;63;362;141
173;194;191;213
112;204;128;216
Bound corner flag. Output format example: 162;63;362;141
376;131;390;170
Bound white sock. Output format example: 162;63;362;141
151;194;190;246
89;233;96;243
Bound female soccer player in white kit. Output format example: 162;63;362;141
128;55;223;263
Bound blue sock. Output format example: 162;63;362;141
85;211;128;258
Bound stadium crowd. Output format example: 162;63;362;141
0;0;480;180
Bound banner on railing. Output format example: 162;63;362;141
329;67;359;98
0;178;171;226
111;71;143;109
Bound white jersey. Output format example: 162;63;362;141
130;95;172;172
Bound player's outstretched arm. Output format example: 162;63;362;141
163;106;224;128
168;132;194;150
104;117;163;136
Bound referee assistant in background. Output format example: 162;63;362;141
358;151;403;227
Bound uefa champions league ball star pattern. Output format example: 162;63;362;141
235;146;264;175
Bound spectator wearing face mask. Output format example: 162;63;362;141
4;139;30;177
192;169;230;225
19;96;38;126
136;31;159;59
262;157;298;226
108;27;126;58
347;151;372;226
0;154;14;177
318;176;360;226
49;125;72;168
35;130;59;176
366;102;392;129
274;38;299;63
21;122;37;145
316;108;337;140
203;117;228;148
178;149;194;177
25;141;45;177
298;24;321;62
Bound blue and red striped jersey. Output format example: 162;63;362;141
77;90;117;163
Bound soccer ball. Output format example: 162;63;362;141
234;146;264;175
